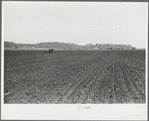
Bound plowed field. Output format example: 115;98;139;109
4;50;146;104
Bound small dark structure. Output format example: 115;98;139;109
15;47;17;49
132;47;136;50
50;49;54;53
43;49;54;53
110;48;112;50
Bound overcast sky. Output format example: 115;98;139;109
2;2;148;48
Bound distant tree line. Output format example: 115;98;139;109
4;41;135;50
94;43;132;49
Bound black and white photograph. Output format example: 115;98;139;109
1;1;148;120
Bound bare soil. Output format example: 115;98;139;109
4;50;146;104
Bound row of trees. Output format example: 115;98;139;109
87;43;132;49
4;41;134;50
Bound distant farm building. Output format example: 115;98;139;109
106;47;124;50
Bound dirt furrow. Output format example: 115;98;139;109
85;66;106;103
122;60;145;103
119;61;135;103
67;64;104;104
110;62;117;103
54;64;99;103
113;61;126;103
120;58;145;99
51;53;110;103
119;60;143;103
62;53;111;104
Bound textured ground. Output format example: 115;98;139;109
4;50;146;104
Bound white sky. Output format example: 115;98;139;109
2;2;148;48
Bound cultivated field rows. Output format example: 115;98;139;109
4;50;145;103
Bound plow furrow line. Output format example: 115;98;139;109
119;61;134;103
63;53;111;103
122;61;145;103
119;61;143;103
53;53;110;103
86;66;106;103
75;64;105;104
53;64;99;103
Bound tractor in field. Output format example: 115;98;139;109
43;49;54;53
50;49;54;53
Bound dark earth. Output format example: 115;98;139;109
4;50;146;104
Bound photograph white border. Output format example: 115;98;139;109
1;1;148;120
